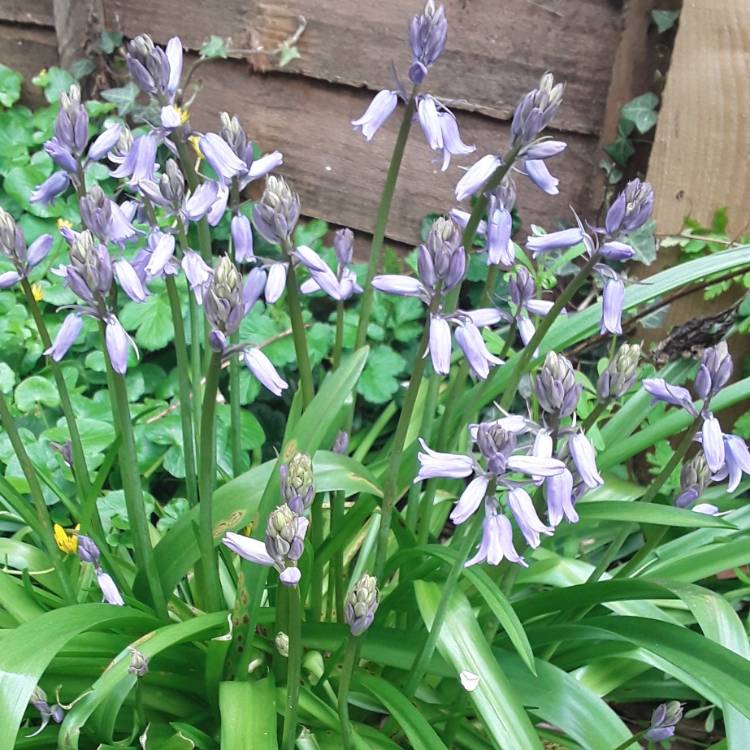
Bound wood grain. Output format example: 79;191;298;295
0;0;53;27
101;0;621;135
647;0;750;236
0;23;59;106
189;59;598;244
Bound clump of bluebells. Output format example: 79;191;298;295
3;2;749;748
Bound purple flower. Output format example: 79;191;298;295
701;414;725;473
526;226;583;255
44;137;78;173
223;531;275;566
0;271;21;289
645;701;683;743
96;569;124;605
231;214;254;263
507;487;552;547
200;132;247;180
415;439;474;480
45;314;83;361
110;133;157;184
601;277;624;335
79;186;138;244
144;231;177;278
265;262;288;304
184;181;220;221
417;95;443;150
605;179;654;236
522;140;566;160
246;151;284;182
486;199;514;267
352;90;398;141
182;250;212;303
454;320;502;380
720;434;750;492
545;468;577;526
455;154;501;201
694;342;732;399
466;510;526;567
437;110;475;169
105;316;135;375
429;314;452;375
568;432;603;489
294;245;347;301
114;259;149;302
30;171;70;206
241;347;288;396
372;275;426;299
409;0;448;84
600;240;635;261
642;378;697;415
522;159;559;195
126;34;182;103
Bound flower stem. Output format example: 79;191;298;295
20;280;91;515
310;495;324;622
338;632;361;750
229;178;243;476
373;319;432;580
333;300;345;370
164;276;199;508
102;337;167;617
198;352;224;611
611;729;648;750
405;504;485;697
354;90;418;350
0;391;75;602
332;489;346;622
499;252;600;411
281;584;302;750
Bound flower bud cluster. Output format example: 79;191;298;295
0;208;52;289
345;573;380;635
510;73;564;149
409;0;448;84
535;352;582;418
253;176;300;246
597;343;641;401
126;34;183;104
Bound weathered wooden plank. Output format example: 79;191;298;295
52;0;104;69
0;0;54;27
648;0;750;236
189;59;598;244
102;0;621;135
0;23;59;106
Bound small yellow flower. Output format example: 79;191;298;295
31;282;43;302
188;134;203;168
54;523;79;555
57;218;72;231
175;106;190;125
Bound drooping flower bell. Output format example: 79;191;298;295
645;701;683;742
27;687;65;737
345;573;380;635
280;452;315;515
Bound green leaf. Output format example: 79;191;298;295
32;66;76;103
415;581;542;749
358;345;406;404
626;219;657;265
4;163;57;217
651;9;679;33
357;673;448;750
100;82;140;116
200;35;230;59
0;604;153;750
119;292;175;350
0;64;22;108
278;43;301;68
220;678;278;749
99;30;123;54
0;362;16;393
576;500;735;528
14;375;59;411
621;92;659;134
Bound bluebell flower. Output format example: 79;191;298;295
352;90;399;142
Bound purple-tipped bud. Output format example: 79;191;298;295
231;214;255;263
345;573;380;635
597;343;641;401
281;453;314;515
55;85;89;155
424;216;464;291
332;430;350;454
252;176;300;245
535;352;581;417
127;34;182;103
332;228;354;268
605;178;654;236
265;504;309;586
241;347;288;397
204;256;245;335
128;647;150;677
695;341;732;399
511;73;564;147
509;267;535;308
645;701;683;742
601;277;625;335
352;90;398;142
76;534;101;564
30;171;70;206
676;452;710;507
219;112;248;158
409;0;448;83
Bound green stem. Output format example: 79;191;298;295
0;392;75;602
354;90;418;350
499;252;601;411
281;585;302;750
164;276;199;508
229;178;243;476
282;240;315;408
405;505;485;697
20;280;91;515
333;301;345;370
310;493;324;622
332;489;346;622
198;352;224;611
103;344;167;617
581;400;608;432
373;318;433;580
338;633;361;750
611;729;648;750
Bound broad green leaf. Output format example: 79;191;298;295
357;673;449;750
0;569;44;623
0;64;22;108
58;613;226;748
500;652;632;749
621;92;659;134
119;292;175;351
576;500;734;528
32;66;76;103
652;9;679;32
200;35;230;59
415;581;542;749
358;345;406;404
644;537;750;582
220;678;278;749
0;604;153;750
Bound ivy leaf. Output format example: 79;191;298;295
99;30;124;54
621;93;659;135
627;220;657;265
651;9;679;33
100;82;140;116
119;292;175;351
358;345;406;404
14;375;60;411
32;67;76;104
277;43;301;68
0;64;22;108
200;36;229;59
603;136;635;167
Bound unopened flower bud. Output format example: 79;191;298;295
127;647;149;677
160;159;186;207
280;452;314;515
69;229;112;298
509;267;535;309
252;176;300;245
0;207;19;258
265;504;308;586
409;0;448;84
204;256;244;335
511;72;564;148
345;573;379;635
475;421;516;464
597;343;641;401
332;431;350;455
334;228;354;266
419;216;464;292
56;84;88;155
76;534;100;565
645;701;683;742
694;341;732;400
219;112;248;159
535;351;581;417
605;178;654;236
676;452;710;507
275;631;289;657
